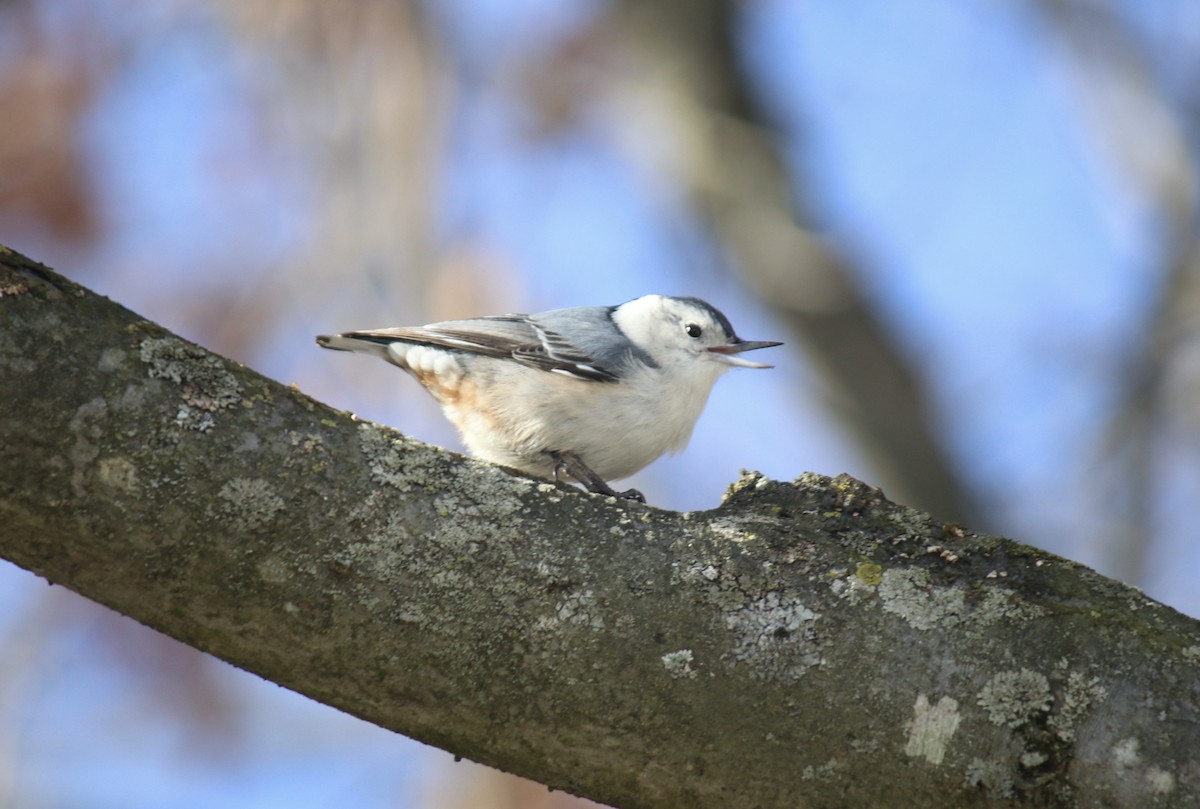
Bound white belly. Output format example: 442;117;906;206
432;357;726;482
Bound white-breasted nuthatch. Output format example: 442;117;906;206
316;294;781;502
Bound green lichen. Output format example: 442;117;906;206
904;693;961;765
973;586;1046;625
725;591;820;682
877;567;1043;631
830;572;876;604
964;757;1014;799
218;477;285;530
139;336;241;430
97;456;138;493
552;589;605;630
978;669;1052;728
855;561;883;586
1112;736;1140;769
358;421;433;491
661;649;697;679
800;761;837;782
1146;766;1176;795
1049;670;1107;741
878;567;967;631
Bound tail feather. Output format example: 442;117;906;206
316;333;396;361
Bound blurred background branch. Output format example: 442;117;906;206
1030;0;1200;587
603;0;981;525
1;0;1198;806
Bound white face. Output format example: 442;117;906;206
613;295;773;371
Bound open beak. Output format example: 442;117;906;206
707;339;783;369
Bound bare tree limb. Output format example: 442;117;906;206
1;244;1198;807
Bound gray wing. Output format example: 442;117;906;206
322;306;645;382
531;305;658;374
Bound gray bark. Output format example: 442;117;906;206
1;244;1198;808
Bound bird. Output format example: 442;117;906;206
316;294;780;502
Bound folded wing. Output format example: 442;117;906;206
317;313;622;382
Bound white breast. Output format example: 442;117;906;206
436;357;727;481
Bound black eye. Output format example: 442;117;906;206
685;323;703;339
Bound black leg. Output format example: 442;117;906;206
550;451;645;503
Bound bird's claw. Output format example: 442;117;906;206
550;450;643;503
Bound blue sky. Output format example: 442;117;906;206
2;0;1194;806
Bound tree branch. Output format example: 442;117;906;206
1;244;1197;807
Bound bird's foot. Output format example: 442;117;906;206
550;451;644;503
